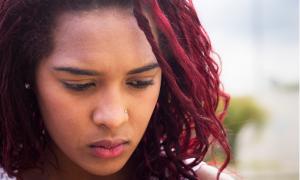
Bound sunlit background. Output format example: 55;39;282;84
194;0;298;179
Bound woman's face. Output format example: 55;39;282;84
35;8;161;178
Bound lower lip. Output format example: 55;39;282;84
90;144;126;159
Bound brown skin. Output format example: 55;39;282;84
20;6;232;180
30;7;161;180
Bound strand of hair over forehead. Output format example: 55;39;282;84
133;0;230;179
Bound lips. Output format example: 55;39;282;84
89;139;128;149
89;139;129;158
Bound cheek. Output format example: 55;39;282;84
36;80;87;146
130;79;161;135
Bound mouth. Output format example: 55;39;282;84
89;139;129;158
90;139;128;149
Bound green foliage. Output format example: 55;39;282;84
224;97;266;133
223;96;267;163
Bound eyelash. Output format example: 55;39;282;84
62;82;95;91
126;80;154;89
62;80;154;91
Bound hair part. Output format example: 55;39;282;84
0;0;230;179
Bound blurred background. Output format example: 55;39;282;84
194;0;299;179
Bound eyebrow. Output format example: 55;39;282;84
127;63;160;75
52;62;160;76
53;67;100;76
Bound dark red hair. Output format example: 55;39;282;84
0;0;230;179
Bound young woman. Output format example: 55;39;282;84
0;0;233;179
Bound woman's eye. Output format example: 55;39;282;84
127;80;154;89
62;82;95;91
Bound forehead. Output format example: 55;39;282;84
48;7;157;66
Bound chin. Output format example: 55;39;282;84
81;158;128;177
93;166;122;176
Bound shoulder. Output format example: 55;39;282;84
194;162;235;180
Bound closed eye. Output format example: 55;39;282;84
61;79;154;91
126;79;154;89
62;81;95;91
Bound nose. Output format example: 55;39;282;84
92;91;128;130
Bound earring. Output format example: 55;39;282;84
124;108;128;114
24;82;31;89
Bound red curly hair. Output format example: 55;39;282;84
0;0;230;179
